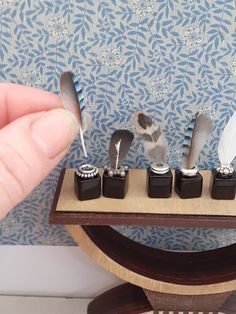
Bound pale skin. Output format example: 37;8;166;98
0;83;79;220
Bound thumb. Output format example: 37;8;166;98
0;108;78;219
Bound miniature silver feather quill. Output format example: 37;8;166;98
60;71;87;157
134;111;166;164
73;75;91;132
109;130;134;169
218;112;236;166
183;113;213;169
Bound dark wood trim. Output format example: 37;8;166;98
50;210;236;228
87;283;152;314
50;169;236;228
82;225;236;285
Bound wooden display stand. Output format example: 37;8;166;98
50;169;236;313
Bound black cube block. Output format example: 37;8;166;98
146;167;173;198
74;172;101;201
210;169;236;200
103;170;129;199
174;169;203;199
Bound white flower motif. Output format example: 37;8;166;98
198;104;217;120
20;68;43;88
182;26;205;48
231;58;236;77
46;16;70;40
0;0;13;8
149;78;170;98
102;47;121;67
130;0;154;17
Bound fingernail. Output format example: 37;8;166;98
30;108;79;159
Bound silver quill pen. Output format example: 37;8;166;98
218;112;236;167
109;130;134;170
182;112;213;170
133;111;166;164
60;71;87;157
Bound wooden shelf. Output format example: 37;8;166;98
50;169;236;312
50;168;236;227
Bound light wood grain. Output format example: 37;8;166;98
56;169;236;216
67;225;236;296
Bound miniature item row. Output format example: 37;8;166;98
73;162;236;201
59;71;236;201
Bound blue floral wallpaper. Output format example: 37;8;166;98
0;0;236;250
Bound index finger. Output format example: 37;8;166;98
0;83;62;128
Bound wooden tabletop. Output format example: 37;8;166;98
50;168;236;228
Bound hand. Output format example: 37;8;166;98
0;83;78;219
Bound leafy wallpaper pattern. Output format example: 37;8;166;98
0;0;236;250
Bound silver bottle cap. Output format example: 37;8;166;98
181;167;198;177
151;163;169;174
216;164;234;177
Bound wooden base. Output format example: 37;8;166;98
88;283;235;313
65;225;236;312
144;289;230;311
88;283;151;314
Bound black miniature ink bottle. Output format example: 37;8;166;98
147;163;172;198
174;168;203;199
210;166;236;200
74;164;101;201
103;166;129;199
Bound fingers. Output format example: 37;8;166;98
0;108;78;219
0;83;62;128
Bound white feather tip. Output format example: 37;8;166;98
218;112;236;166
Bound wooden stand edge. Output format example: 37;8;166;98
50;169;236;228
